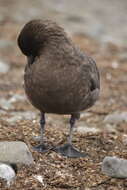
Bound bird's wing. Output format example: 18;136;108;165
81;56;100;92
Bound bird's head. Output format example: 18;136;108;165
17;19;68;57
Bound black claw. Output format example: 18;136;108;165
33;143;52;153
53;143;87;158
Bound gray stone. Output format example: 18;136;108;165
0;163;16;187
102;156;127;178
104;112;127;124
0;61;10;73
0;141;34;165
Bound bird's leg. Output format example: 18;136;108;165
67;115;76;145
40;113;45;144
33;113;51;152
33;113;46;142
54;113;86;158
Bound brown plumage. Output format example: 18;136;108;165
17;19;100;158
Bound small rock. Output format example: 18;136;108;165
102;156;127;178
104;112;127;124
80;112;92;118
0;141;34;165
122;134;127;146
76;126;100;134
33;175;44;186
0;60;10;73
106;73;112;80
111;61;119;69
0;163;16;187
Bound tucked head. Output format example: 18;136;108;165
17;19;67;57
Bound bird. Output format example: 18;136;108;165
17;19;100;158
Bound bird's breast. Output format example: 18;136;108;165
24;62;98;114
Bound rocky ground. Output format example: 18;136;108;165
0;0;127;189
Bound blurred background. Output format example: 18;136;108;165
1;0;127;45
0;0;127;188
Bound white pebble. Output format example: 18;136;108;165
0;61;10;73
111;61;119;69
0;163;16;187
76;126;100;134
33;175;44;185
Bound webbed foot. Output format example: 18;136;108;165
53;143;86;158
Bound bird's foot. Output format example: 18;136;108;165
33;143;52;153
53;143;87;158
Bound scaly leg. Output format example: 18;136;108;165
33;112;51;152
54;113;86;158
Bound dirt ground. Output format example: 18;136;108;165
0;10;127;190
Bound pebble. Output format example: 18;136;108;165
104;112;127;124
76;126;100;134
33;175;44;186
0;60;10;74
111;61;119;69
0;141;34;165
122;134;127;146
102;156;127;178
0;163;16;187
